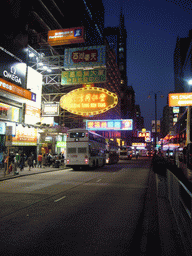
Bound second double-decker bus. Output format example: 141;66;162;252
172;107;192;181
66;128;106;171
105;139;119;164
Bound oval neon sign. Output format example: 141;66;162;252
60;87;118;116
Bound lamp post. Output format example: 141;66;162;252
148;91;164;150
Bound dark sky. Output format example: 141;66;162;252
102;0;192;131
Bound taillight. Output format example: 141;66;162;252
67;133;69;138
67;159;69;164
85;155;88;164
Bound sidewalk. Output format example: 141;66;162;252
0;164;69;181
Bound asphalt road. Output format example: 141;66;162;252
0;158;152;256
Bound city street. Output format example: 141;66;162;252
0;158;154;256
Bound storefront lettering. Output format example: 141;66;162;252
0;80;12;90
3;70;22;84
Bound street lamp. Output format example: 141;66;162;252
148;91;164;149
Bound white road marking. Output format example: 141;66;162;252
96;179;101;183
54;196;66;202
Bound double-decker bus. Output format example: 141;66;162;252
105;139;119;164
66;128;106;170
171;107;192;180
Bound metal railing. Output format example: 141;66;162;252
166;170;192;256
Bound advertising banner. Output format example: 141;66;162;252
86;119;133;131
138;131;151;142
61;68;106;85
64;46;106;70
0;49;26;87
25;105;41;125
41;102;60;116
60;86;118;116
48;27;85;46
169;92;192;106
12;124;37;146
0;78;36;101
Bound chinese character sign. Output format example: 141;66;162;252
138;131;151;142
86;120;133;131
60;87;118;116
61;68;106;85
64;46;106;70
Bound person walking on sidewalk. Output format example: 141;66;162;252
38;153;42;168
19;153;25;171
27;155;33;171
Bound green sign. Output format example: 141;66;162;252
56;141;66;148
61;68;106;85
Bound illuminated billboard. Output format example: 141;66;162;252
48;27;85;46
42;102;60;116
64;45;106;70
60;86;118;116
86;119;133;131
61;68;106;85
0;78;36;101
138;131;151;142
169;92;192;107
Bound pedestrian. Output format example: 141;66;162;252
19;153;24;171
42;154;46;167
13;155;19;175
27;155;33;171
3;153;8;176
38;153;42;168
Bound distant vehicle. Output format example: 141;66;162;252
139;149;147;157
66;128;106;170
105;139;119;164
119;146;132;160
147;151;153;157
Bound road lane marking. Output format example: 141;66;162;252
54;196;66;202
96;179;101;182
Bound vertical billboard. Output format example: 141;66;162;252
64;46;106;70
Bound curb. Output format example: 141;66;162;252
0;167;71;181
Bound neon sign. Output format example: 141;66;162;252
60;87;118;116
86;119;133;131
138;131;151;142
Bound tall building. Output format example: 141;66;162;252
104;10;137;122
104;9;127;88
161;30;192;138
135;105;144;131
174;32;192;93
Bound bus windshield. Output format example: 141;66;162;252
69;132;86;138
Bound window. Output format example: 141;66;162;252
78;147;87;153
70;132;85;138
68;148;76;153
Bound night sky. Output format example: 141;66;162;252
102;0;192;131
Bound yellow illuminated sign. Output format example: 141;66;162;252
169;92;192;106
60;87;118;116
